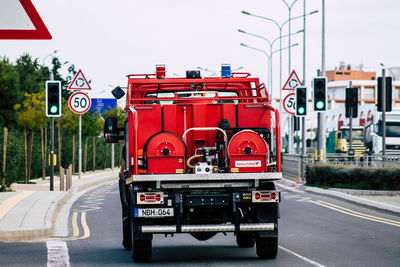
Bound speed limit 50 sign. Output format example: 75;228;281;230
283;93;295;115
68;92;91;114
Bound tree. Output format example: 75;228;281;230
15;54;48;95
14;91;48;182
102;106;124;168
0;57;21;128
103;105;125;125
82;111;103;172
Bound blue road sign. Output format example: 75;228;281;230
89;98;117;114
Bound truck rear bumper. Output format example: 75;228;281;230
126;172;282;187
140;223;276;234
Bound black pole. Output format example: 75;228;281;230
50;117;54;191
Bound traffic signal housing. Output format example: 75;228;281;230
313;77;327;111
46;81;61;117
345;87;358;118
295;86;307;116
377;76;392;112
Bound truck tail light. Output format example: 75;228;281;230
137;192;164;204
252;191;280;203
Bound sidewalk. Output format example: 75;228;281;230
0;169;118;241
278;177;400;215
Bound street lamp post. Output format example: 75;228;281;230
238;29;304;99
240;42;299;154
281;0;299;74
241;10;318;106
241;9;318;154
318;0;326;161
240;42;300;94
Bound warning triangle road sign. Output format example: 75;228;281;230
282;70;302;91
68;69;92;90
0;0;52;40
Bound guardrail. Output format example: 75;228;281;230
282;153;400;181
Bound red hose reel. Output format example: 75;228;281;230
228;130;268;173
145;132;186;174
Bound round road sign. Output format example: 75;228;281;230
68;92;91;114
283;93;295;115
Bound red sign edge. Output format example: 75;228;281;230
0;0;52;40
68;92;92;114
282;70;302;91
68;69;92;90
283;93;295;115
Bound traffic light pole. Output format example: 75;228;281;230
349;82;353;153
382;69;386;166
50;117;54;191
301;116;305;180
49;72;54;191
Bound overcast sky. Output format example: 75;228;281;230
1;0;399;100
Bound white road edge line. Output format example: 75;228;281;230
279;245;326;267
46;241;70;267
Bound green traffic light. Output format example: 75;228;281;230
50;105;58;114
316;101;324;110
298;107;305;114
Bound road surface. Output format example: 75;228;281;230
1;182;399;266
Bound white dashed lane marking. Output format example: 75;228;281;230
47;241;70;267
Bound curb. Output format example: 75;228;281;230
0;170;118;241
304;186;400;216
278;178;400;216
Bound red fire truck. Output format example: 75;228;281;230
104;64;282;262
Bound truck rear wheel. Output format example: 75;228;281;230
236;233;255;248
256;237;278;259
122;210;131;250
131;239;152;262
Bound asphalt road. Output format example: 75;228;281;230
1;181;400;266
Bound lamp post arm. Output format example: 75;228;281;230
272;43;299;56
240;43;270;58
241;11;280;30
271;29;304;47
238;30;272;47
281;10;318;29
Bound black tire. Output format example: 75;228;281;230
236;233;255;248
256;237;278;259
122;212;131;250
131;239;152;262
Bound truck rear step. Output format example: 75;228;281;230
140;223;275;233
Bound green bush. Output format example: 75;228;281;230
305;163;400;190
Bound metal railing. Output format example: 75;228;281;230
282;153;400;181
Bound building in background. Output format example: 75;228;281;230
325;63;400;132
277;62;400;153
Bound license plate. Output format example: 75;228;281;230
135;208;174;218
